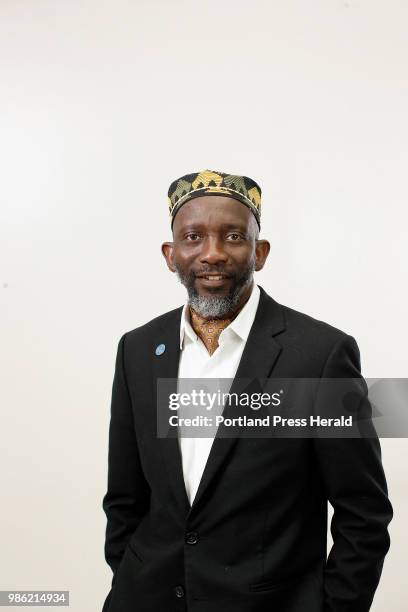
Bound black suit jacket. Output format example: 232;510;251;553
102;285;392;612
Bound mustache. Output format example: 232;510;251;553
193;268;234;277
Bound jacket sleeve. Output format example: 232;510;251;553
102;332;151;576
313;335;393;612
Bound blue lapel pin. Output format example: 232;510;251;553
155;343;166;356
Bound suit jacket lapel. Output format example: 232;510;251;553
189;286;286;514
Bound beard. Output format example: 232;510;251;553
174;257;256;319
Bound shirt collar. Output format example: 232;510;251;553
179;283;261;350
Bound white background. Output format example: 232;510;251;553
1;1;407;610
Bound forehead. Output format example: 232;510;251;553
173;195;252;230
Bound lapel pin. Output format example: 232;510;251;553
155;343;166;356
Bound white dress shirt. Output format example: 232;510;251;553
177;283;261;505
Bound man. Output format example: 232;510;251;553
102;169;392;612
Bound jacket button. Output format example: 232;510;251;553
174;585;185;598
186;531;199;545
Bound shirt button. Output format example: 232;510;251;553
174;585;185;598
186;531;199;545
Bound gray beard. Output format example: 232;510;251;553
174;260;255;319
188;291;242;319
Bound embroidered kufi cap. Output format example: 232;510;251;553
167;169;262;228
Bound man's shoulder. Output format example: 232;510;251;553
281;302;351;341
262;290;356;364
260;286;353;342
272;298;359;370
123;305;183;342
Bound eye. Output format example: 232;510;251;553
227;233;243;241
185;233;201;241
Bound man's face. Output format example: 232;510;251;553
162;196;270;318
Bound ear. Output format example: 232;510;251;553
254;239;270;271
161;242;176;272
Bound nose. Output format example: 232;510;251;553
199;235;228;266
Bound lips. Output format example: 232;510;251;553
195;274;232;288
196;274;230;281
